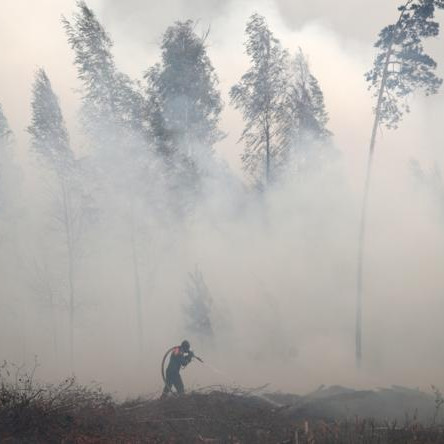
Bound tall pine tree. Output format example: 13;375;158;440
0;104;12;147
28;69;84;371
183;267;214;343
63;2;153;356
230;13;288;188
0;103;22;354
28;70;73;172
0;104;15;213
62;1;146;155
280;49;331;174
146;20;223;158
145;20;223;199
356;0;444;368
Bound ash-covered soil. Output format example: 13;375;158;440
1;384;444;443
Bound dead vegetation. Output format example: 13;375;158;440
1;364;444;443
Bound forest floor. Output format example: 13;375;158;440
1;368;444;443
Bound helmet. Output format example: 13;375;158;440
181;340;190;352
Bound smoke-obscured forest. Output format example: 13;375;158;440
1;0;444;397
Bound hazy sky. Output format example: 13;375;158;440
98;0;395;43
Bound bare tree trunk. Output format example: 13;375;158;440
265;121;271;186
356;0;414;367
46;276;58;360
355;114;378;368
50;297;58;360
67;246;75;372
355;0;415;367
61;179;75;372
33;259;59;360
356;36;399;368
130;201;144;354
265;31;271;187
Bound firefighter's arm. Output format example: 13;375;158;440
181;351;194;367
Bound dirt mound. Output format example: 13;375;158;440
266;385;439;423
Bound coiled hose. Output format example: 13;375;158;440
161;346;176;385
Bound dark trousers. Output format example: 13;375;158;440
162;370;184;396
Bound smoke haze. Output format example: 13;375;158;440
0;0;443;398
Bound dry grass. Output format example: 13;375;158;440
1;364;443;443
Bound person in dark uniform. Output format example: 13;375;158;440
162;340;194;397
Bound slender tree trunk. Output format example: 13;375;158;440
355;0;413;368
265;31;271;187
358;1;422;372
67;246;75;372
355;0;414;367
46;281;58;361
33;259;59;362
61;179;75;372
51;301;58;360
355;118;378;368
265;121;271;186
355;40;396;368
130;200;144;354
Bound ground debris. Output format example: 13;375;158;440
1;380;444;443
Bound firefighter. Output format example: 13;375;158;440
161;340;195;397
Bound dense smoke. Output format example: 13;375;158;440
0;0;443;398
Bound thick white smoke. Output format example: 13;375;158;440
0;0;443;398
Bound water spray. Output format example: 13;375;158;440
198;360;282;407
161;347;280;406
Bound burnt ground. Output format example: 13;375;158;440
1;382;444;443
